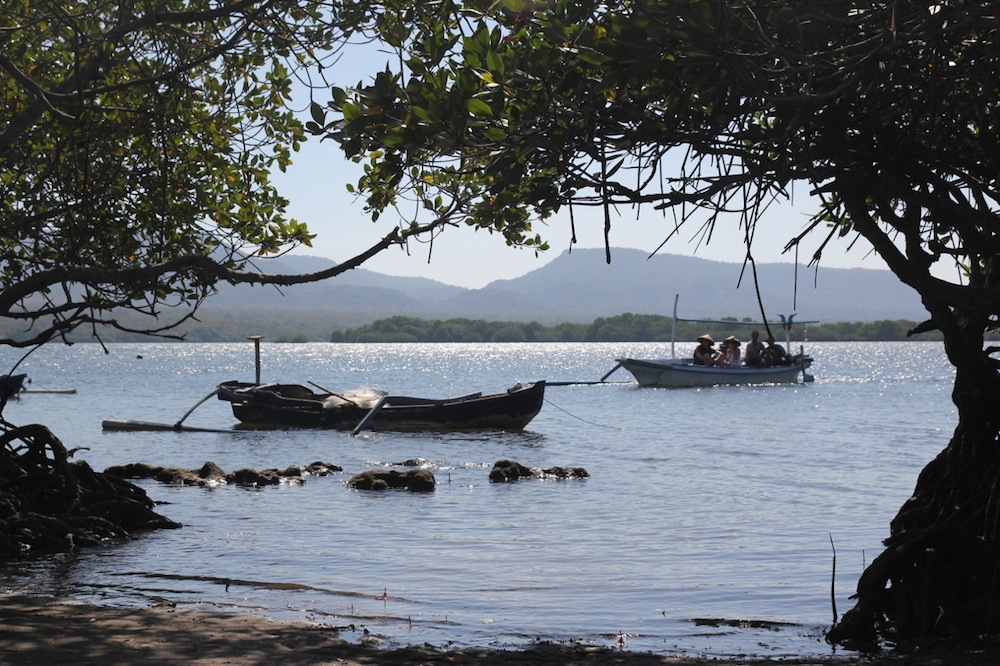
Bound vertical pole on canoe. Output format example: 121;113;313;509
248;335;264;385
670;294;679;361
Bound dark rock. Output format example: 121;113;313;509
347;469;436;492
105;461;345;488
541;466;589;479
305;461;342;476
489;459;589;482
228;468;287;486
406;469;436;491
488;459;536;482
107;462;224;487
153;467;204;485
104;462;162;480
198;462;226;480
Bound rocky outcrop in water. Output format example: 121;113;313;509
347;469;436;492
488;459;589;483
104;461;342;487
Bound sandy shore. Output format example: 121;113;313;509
0;594;990;665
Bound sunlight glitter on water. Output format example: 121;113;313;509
0;341;959;659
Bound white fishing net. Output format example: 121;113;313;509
321;388;388;410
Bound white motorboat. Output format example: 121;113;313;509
615;356;812;388
611;295;816;388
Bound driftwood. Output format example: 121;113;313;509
0;424;180;559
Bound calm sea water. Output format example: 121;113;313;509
0;341;956;659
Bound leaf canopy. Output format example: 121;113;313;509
0;0;351;345
318;1;1000;315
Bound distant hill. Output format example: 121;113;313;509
442;248;924;322
193;248;925;339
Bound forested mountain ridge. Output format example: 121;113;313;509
206;247;923;328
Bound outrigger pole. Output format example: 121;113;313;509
103;336;269;433
671;294;679;360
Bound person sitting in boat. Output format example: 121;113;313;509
763;334;789;366
716;336;742;368
693;334;718;365
744;330;765;367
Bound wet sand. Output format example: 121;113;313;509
0;594;988;665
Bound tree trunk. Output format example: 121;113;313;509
829;320;1000;648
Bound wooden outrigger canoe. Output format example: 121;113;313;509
215;380;546;433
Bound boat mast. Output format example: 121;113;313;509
248;335;264;385
670;294;679;360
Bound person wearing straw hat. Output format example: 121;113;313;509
693;334;717;365
717;335;742;368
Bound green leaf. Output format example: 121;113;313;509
342;102;361;122
331;86;349;106
411;106;436;122
381;131;406;148
486;49;506;75
309;101;326;125
466;98;493;117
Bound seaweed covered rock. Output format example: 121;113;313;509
229;468;284;486
105;461;342;487
104;462;226;486
488;459;589;482
542;465;590;479
488;459;535;482
0;424;180;559
347;469;436;492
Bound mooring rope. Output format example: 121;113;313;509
543;397;622;430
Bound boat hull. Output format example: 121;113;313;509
616;358;811;388
0;373;26;414
0;374;26;401
216;380;545;431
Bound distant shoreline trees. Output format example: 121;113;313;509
329;314;950;344
0;312;968;344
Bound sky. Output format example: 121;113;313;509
272;133;891;290
268;41;892;290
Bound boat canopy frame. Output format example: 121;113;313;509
667;294;818;361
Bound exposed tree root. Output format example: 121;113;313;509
829;425;1000;649
0;424;179;559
